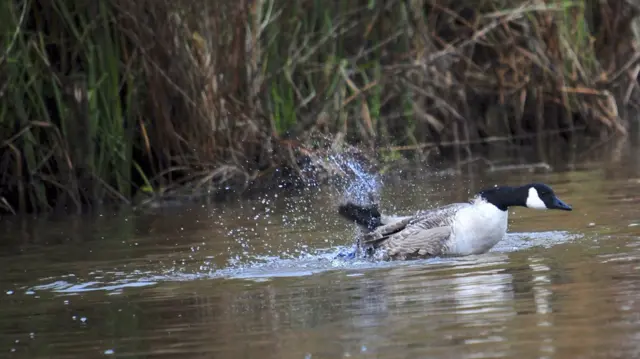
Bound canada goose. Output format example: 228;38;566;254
338;183;572;260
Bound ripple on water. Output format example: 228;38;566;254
25;230;580;295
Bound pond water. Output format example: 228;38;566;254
2;140;640;359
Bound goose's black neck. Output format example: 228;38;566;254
476;185;529;211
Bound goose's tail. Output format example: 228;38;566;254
338;202;382;231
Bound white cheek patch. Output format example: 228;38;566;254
526;187;547;210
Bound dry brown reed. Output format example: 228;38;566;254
0;0;639;213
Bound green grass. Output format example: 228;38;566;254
1;1;141;212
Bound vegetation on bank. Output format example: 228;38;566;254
0;0;639;214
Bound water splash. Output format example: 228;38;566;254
328;153;381;206
294;136;382;208
320;151;383;260
25;231;581;295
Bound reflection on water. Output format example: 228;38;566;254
2;141;640;358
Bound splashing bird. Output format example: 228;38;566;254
338;183;572;260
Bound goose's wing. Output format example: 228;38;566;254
382;225;452;260
408;203;468;226
362;216;414;246
362;202;467;247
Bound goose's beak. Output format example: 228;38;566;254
550;196;572;211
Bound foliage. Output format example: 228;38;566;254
0;0;638;213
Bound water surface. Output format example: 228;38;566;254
2;143;640;358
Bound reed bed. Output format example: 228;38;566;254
0;0;639;213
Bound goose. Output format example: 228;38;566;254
338;183;572;260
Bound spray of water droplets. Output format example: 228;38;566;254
319;152;382;208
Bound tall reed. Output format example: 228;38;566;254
0;0;638;214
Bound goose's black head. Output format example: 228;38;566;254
477;183;572;212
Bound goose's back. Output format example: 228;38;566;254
362;202;469;259
408;203;469;228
